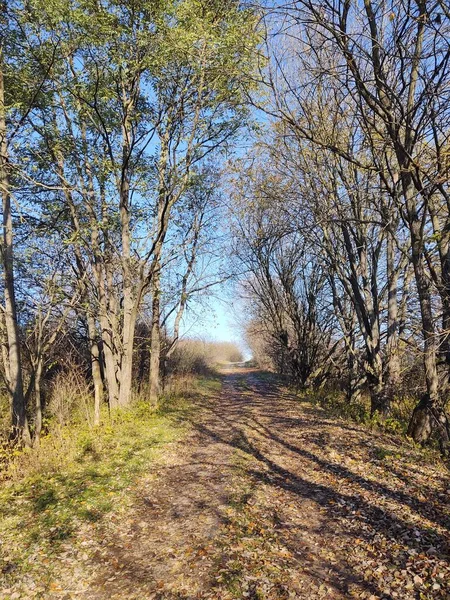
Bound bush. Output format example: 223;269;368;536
166;339;243;376
47;369;93;427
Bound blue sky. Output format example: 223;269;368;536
179;293;251;359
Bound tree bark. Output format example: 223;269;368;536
148;129;171;406
149;265;161;407
86;313;102;425
99;302;120;408
428;193;450;389
403;175;443;444
0;52;30;445
117;92;137;408
33;357;43;446
385;229;401;406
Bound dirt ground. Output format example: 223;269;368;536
13;368;450;599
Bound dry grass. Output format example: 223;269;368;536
166;339;243;376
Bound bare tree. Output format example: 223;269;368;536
231;163;337;387
257;0;450;445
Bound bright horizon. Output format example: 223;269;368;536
179;294;251;359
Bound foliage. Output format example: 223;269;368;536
1;0;261;441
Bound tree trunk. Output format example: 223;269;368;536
147;128;173;406
407;393;450;452
33;358;43;446
86;313;102;425
96;264;120;409
0;307;10;387
428;194;450;390
404;176;442;444
367;352;386;417
0;56;30;445
118;301;137;407
149;267;161;407
100;316;120;409
117;206;137;408
385;229;400;404
117;101;136;408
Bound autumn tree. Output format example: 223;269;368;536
230;155;338;388
0;0;61;442
14;0;259;412
255;0;450;445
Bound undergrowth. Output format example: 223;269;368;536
304;387;412;433
302;387;450;461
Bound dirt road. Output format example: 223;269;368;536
52;369;450;598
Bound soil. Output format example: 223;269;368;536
18;368;450;599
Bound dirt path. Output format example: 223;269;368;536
54;369;450;599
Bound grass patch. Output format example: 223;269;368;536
304;388;372;424
372;446;403;462
0;388;194;594
305;388;422;437
198;375;223;392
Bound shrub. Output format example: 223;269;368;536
166;339;243;375
47;369;93;427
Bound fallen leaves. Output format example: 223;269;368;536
1;370;449;599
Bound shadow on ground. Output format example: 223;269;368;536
82;368;450;599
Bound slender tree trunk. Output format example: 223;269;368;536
33;358;43;446
82;237;119;410
147;130;171;406
149;265;161;407
137;332;147;394
404;177;445;444
99;312;120;408
339;221;387;415
96;262;120;409
428;194;450;389
117;101;137;408
119;190;135;408
347;350;365;405
367;352;386;416
86;313;102;425
439;233;450;384
385;230;400;403
0;56;30;445
0;307;10;387
118;302;138;407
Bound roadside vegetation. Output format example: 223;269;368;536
0;372;222;597
230;1;450;455
0;333;240;596
3;1;450;460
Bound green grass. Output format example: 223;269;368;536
372;446;403;462
303;387;418;435
196;374;223;392
0;392;193;592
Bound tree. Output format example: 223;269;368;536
1;0;59;443
258;0;450;445
230;156;338;388
17;0;260;410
